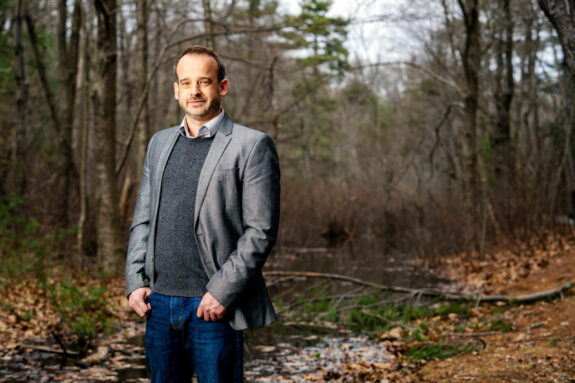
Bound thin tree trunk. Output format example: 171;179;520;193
93;0;123;273
77;7;91;263
457;0;482;249
11;0;27;194
135;0;150;178
300;118;317;219
202;0;216;49
492;0;515;185
53;0;82;227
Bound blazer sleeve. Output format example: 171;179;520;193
206;134;281;308
125;135;155;297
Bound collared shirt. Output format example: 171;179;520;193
178;109;225;139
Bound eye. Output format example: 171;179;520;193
199;80;210;86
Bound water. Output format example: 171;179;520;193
0;239;448;381
267;238;446;290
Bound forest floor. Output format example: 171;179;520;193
400;232;575;382
1;231;575;382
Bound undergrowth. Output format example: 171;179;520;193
0;194;116;348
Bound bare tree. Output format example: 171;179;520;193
93;0;123;273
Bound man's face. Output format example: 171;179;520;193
174;54;228;125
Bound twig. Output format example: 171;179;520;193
282;321;348;334
441;331;503;337
51;331;69;357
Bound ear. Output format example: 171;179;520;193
219;79;229;97
173;82;179;100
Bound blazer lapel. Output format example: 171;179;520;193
153;127;180;206
194;114;233;228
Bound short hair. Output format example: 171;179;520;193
174;46;226;82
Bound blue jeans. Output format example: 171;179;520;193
145;293;243;383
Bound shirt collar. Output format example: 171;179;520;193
179;109;225;139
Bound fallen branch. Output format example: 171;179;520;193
21;344;79;358
263;271;574;304
441;331;503;338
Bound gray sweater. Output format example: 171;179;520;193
153;135;214;297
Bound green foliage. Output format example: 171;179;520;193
489;318;513;332
0;194;74;284
435;302;470;319
0;194;113;345
47;278;115;344
283;0;349;79
0;299;14;311
407;343;474;361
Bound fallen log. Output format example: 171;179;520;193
263;271;574;304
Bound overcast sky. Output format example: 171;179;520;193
278;0;442;64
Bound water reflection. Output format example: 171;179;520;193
267;237;447;291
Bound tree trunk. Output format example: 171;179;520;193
491;0;515;185
77;6;92;263
93;0;123;274
202;0;216;49
457;0;482;246
538;0;575;77
10;0;27;195
135;0;150;179
538;0;575;217
53;0;82;227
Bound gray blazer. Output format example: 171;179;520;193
125;114;280;330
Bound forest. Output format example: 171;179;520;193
1;0;575;381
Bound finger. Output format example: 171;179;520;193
134;302;147;317
196;304;204;319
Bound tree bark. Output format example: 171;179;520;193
93;0;123;273
77;5;92;263
538;0;575;77
135;0;150;179
457;0;482;246
11;0;27;194
53;0;82;227
202;0;216;49
492;0;515;186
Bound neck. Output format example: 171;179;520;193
185;110;221;137
185;117;202;137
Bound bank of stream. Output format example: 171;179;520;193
0;239;452;382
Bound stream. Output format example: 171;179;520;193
0;238;450;382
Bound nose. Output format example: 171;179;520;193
190;83;201;95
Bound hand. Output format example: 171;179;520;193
128;287;152;317
197;292;226;321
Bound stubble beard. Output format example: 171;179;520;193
184;97;221;121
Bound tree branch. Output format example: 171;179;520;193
263;271;575;303
115;21;293;175
353;61;462;96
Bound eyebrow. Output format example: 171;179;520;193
179;77;212;83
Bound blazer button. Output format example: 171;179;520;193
151;257;154;262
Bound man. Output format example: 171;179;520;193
125;45;280;382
